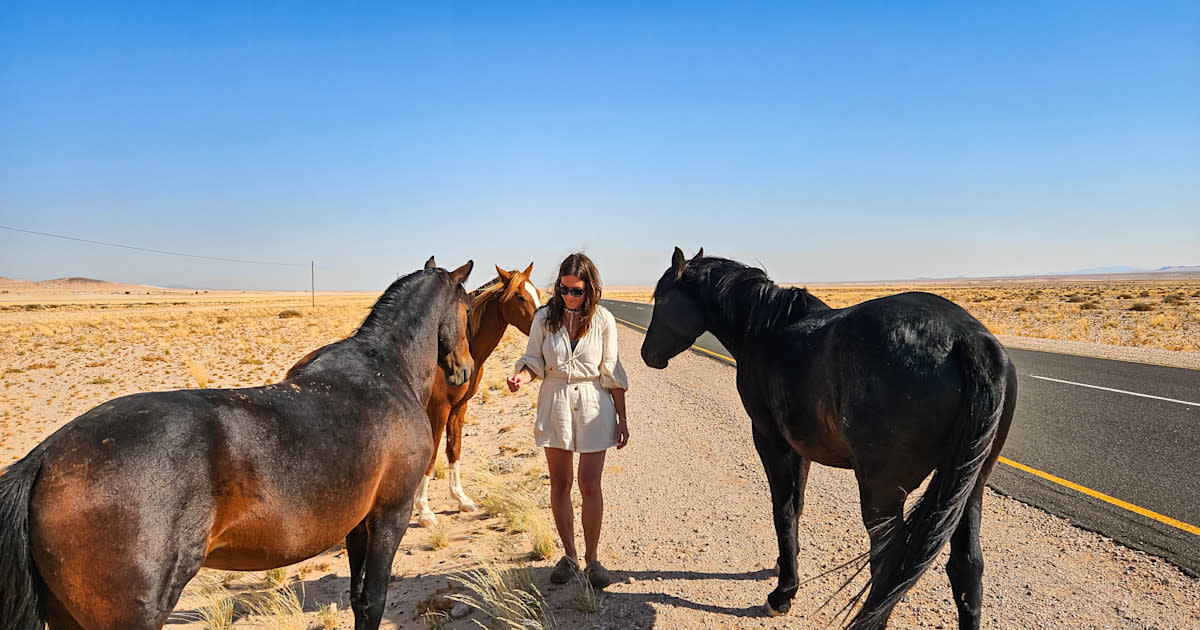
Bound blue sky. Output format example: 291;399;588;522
2;2;1197;290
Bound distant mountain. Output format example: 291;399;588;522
1056;266;1146;275
1037;265;1200;277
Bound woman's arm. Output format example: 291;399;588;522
611;387;629;449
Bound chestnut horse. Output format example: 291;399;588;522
415;263;541;527
0;260;474;630
641;248;1015;630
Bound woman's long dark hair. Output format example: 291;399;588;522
545;252;602;339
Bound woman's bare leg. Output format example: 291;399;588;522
578;450;607;565
544;447;578;561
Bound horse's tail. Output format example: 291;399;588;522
0;450;47;630
848;338;1008;630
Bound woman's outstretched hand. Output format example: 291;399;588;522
507;372;529;392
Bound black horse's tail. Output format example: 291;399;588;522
848;338;1008;630
0;450;47;630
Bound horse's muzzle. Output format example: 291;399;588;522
641;348;669;370
446;359;473;386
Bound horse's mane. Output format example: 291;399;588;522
679;257;829;334
356;268;442;342
466;271;532;340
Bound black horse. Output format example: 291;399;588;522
0;259;473;630
640;248;1015;630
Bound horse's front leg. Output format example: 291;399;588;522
416;399;452;528
445;403;477;513
752;425;809;616
351;511;409;630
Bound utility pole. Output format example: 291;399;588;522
311;260;315;308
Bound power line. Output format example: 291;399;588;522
0;225;303;267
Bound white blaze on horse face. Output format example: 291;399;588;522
448;462;477;512
524;281;541;306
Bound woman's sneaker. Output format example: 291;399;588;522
550;556;579;584
584;561;612;589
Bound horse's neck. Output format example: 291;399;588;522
355;280;442;387
697;274;823;356
469;299;508;364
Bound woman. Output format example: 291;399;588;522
507;252;629;589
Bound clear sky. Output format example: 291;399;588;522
2;1;1197;291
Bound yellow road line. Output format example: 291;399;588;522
612;313;1200;538
997;457;1200;535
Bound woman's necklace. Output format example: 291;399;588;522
564;308;580;339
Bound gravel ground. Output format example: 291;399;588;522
528;328;1200;630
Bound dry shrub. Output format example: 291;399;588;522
278;309;303;319
1129;302;1155;312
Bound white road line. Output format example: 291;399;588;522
1029;375;1200;407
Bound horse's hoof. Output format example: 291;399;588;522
763;595;791;617
763;601;786;617
417;513;438;528
459;501;477;513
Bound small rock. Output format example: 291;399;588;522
450;602;472;619
626;577;637;584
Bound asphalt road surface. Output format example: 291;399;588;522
603;298;1200;576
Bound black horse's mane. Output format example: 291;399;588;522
679;257;830;334
356;268;445;343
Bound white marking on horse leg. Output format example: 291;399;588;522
415;475;438;527
448;462;477;512
525;281;541;306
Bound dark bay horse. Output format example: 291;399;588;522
415;263;540;527
0;260;474;630
640;248;1016;630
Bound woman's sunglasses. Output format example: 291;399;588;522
558;286;586;298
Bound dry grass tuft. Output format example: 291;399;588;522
569;575;606;614
471;470;555;559
187;360;211;388
314;601;342;629
430;524;450;550
177;571;234;630
449;564;556;630
278;309;303;319
241;587;305;629
262;567;288;588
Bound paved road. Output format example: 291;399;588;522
603;298;1200;576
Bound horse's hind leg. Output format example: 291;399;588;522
945;482;985;630
445;403;477;513
752;426;808;617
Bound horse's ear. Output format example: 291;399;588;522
449;260;474;285
671;247;687;278
693;247;704;260
424;256;437;270
522;262;534;277
495;265;512;282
